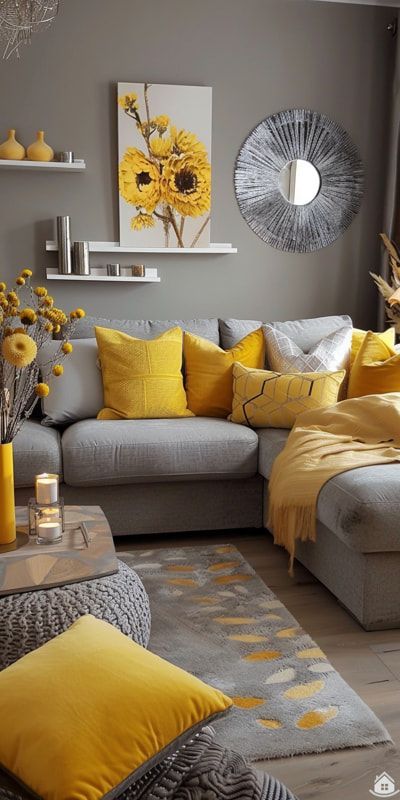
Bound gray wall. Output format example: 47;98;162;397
0;0;395;327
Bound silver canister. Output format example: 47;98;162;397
107;264;120;277
73;241;90;275
57;151;74;163
57;216;72;274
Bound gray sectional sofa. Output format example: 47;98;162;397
14;314;400;631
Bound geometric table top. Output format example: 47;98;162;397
0;505;118;597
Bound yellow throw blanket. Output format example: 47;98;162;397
267;392;400;571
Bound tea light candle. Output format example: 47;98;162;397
35;474;58;505
37;520;62;543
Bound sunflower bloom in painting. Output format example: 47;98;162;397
161;153;211;217
119;148;161;213
150;136;173;159
131;213;155;231
171;127;208;156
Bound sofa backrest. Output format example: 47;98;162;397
219;315;352;350
69;316;220;344
69;314;352;352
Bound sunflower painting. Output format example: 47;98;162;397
118;82;212;248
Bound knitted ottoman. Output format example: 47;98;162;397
0;560;151;670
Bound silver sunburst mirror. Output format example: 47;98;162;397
234;109;364;254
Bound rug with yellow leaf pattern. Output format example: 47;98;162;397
120;545;391;760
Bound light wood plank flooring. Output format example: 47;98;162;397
115;529;400;800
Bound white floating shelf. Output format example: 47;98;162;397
46;240;237;254
0;159;86;172
46;268;160;283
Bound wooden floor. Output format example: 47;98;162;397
115;529;400;800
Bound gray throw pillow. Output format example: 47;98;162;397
37;339;103;426
264;324;352;374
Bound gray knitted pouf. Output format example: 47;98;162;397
0;560;151;670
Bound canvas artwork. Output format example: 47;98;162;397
118;82;212;249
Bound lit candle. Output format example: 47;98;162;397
37;521;62;543
35;474;58;505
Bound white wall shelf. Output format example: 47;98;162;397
46;268;160;283
0;159;86;172
45;240;237;254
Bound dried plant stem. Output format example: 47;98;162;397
166;206;184;247
144;83;151;125
190;215;210;248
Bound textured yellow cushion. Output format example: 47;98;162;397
347;330;400;398
184;328;265;417
0;615;232;800
230;362;345;429
350;327;395;368
96;325;192;419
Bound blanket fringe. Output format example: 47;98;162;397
268;501;317;576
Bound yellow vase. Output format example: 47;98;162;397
27;130;54;162
0;443;16;545
0;129;25;160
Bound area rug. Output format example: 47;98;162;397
120;545;391;760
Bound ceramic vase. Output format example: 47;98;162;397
0;129;25;160
27;131;54;162
0;443;16;545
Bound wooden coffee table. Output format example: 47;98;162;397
0;505;118;596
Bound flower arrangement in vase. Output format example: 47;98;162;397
371;234;400;333
118;83;211;248
0;270;84;544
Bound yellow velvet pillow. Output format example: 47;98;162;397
0;615;232;800
95;325;192;419
350;327;395;368
184;328;265;417
347;330;400;398
230;362;345;429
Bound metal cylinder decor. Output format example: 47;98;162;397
234;108;364;254
57;216;72;275
73;241;90;275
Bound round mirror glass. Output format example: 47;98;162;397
278;159;321;206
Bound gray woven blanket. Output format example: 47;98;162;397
0;727;297;800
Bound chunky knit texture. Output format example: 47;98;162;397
0;561;151;670
0;727;298;800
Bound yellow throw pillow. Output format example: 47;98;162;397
184;328;265;417
0;615;232;800
230;362;345;429
347;330;400;398
350;327;395;368
95;325;192;419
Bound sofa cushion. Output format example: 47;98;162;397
62;418;259;487
270;315;352;354
69;316;220;344
219;315;352;353
37;339;103;425
219;319;262;349
13;420;62;487
257;428;290;479
317;465;400;553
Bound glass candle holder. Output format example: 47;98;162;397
35;473;59;505
36;507;63;545
28;498;65;541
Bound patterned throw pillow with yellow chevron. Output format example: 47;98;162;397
229;363;345;429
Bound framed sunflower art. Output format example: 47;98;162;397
118;82;212;249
